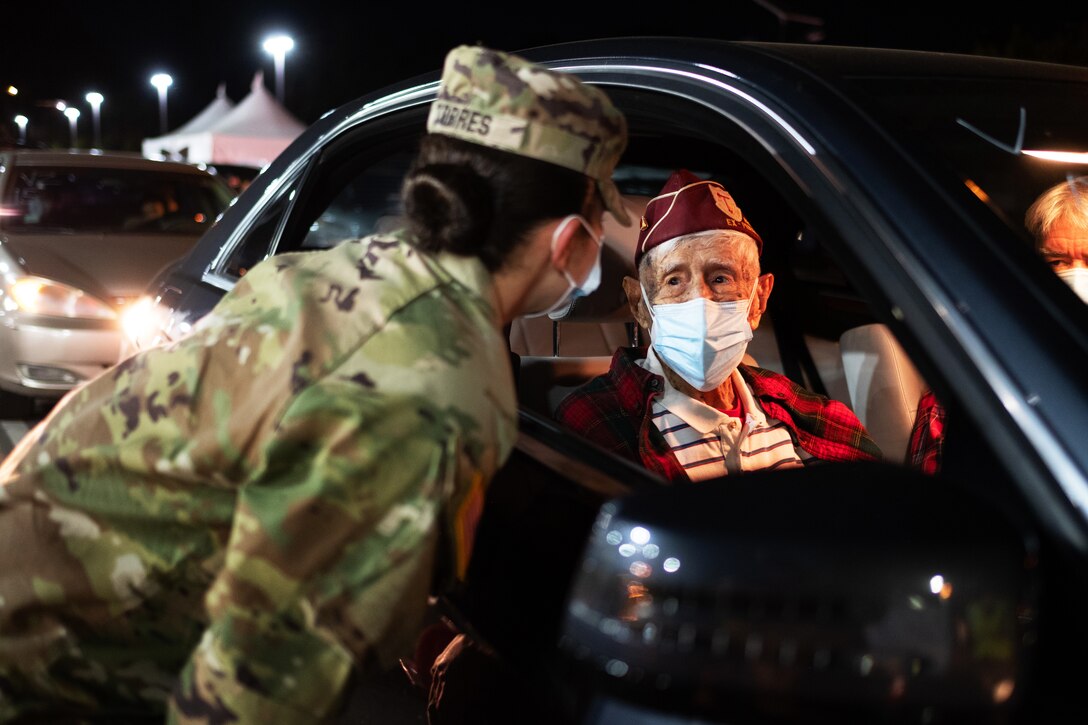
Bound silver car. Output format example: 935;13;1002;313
0;150;233;413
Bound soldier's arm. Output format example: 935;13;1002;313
167;376;459;723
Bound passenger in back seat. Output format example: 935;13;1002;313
554;169;882;482
907;175;1088;475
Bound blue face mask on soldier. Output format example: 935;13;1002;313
642;280;758;392
523;214;603;319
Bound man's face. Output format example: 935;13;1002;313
643;232;758;305
622;231;773;332
1038;218;1088;273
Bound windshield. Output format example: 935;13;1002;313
844;72;1088;275
1;165;234;234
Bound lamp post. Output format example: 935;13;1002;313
85;92;103;149
150;73;173;135
54;101;67;146
63;107;80;148
262;34;294;104
14;114;27;145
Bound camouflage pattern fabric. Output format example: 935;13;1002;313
427;45;631;226
0;230;518;723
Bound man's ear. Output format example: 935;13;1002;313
623;275;652;331
749;272;774;331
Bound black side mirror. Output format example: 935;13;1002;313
556;462;1038;724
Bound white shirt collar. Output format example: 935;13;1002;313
639;347;767;434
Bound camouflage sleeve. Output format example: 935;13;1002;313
166;372;466;723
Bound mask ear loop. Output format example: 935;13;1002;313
639;283;657;322
563;216;603;289
526;215;601;320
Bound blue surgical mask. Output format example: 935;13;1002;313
642;280;758;391
524;214;603;319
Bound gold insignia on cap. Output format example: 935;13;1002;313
709;185;742;221
640;216;648;231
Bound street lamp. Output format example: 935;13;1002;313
63;107;80;148
13;115;27;144
261;34;294;104
85;92;103;149
150;72;173;135
53;101;68;146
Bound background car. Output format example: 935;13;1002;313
134;39;1088;723
0;149;233;415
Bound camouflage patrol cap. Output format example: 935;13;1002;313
427;45;631;226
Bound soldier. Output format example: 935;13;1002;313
0;45;629;723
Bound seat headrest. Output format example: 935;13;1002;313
550;194;650;323
839;323;928;462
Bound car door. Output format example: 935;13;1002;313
452;45;1088;724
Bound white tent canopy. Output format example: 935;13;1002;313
171;82;234;135
141;72;306;169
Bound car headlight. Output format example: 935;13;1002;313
4;276;116;320
120;295;173;350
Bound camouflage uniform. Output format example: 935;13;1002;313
0;44;628;724
0;231;517;722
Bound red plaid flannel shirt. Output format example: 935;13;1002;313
553;347;883;482
907;389;945;475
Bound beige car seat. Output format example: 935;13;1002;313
839;323;928;462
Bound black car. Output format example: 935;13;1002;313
132;39;1088;724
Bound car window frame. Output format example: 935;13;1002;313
268;115;427;257
200;88;437;293
552;62;1088;551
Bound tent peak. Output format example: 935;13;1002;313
216;82;228;99
251;71;265;92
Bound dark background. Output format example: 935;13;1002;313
3;0;1087;151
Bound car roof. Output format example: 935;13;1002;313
517;37;1088;81
1;149;213;175
296;38;1088;172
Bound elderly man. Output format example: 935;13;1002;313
554;169;881;482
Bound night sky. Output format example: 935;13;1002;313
3;0;1087;151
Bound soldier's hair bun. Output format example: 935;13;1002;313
403;163;493;258
402;134;589;272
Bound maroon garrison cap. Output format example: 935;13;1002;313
634;169;763;267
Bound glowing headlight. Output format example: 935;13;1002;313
5;276;116;319
121;295;172;350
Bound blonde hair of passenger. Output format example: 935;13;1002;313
1025;175;1088;242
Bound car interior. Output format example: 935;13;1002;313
244;118;933;468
